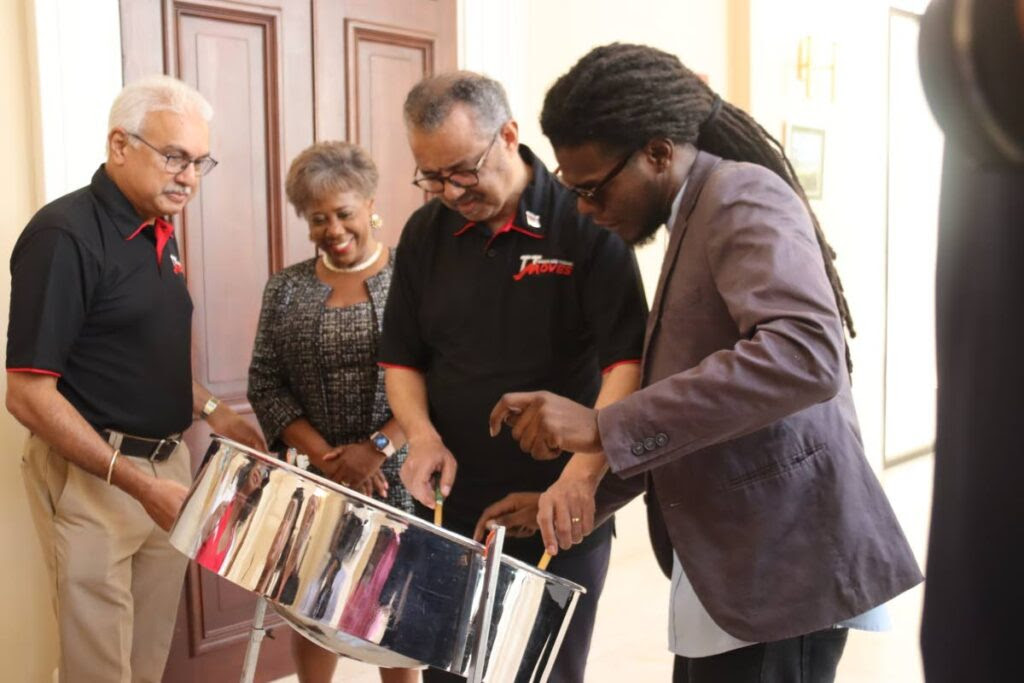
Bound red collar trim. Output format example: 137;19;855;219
125;218;175;240
125;218;175;265
125;222;149;241
507;224;544;240
453;219;545;241
453;221;476;237
484;218;545;250
456;217;547;253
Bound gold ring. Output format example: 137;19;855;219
571;517;582;524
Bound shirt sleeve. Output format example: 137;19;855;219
378;216;431;370
580;228;648;372
6;227;100;375
247;273;305;449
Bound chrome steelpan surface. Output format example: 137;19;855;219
170;436;584;681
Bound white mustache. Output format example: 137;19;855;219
163;184;192;195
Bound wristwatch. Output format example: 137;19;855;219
370;430;396;458
201;396;220;419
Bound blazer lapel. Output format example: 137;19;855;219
641;152;722;374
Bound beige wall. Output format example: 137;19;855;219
747;0;939;469
0;0;59;680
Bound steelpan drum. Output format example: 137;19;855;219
170;436;584;681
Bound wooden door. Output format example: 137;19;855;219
119;1;454;681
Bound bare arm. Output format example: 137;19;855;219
7;372;186;530
384;366;456;508
193;380;266;451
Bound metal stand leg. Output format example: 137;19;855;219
466;524;506;683
239;595;270;683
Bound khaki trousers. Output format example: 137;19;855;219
21;434;192;683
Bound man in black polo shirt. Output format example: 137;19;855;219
379;71;647;683
6;75;263;683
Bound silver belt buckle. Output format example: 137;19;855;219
151;436;181;461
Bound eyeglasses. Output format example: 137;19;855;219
128;132;219;177
556;150;635;203
412;132;499;192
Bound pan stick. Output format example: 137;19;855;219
433;475;444;527
537;552;552;571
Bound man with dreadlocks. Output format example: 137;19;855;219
490;44;922;682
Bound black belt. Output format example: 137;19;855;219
102;429;181;462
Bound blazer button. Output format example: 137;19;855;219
655;432;669;447
643;437;657;452
631;441;645;456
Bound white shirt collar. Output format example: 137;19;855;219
665;179;689;233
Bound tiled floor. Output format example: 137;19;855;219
273;456;932;683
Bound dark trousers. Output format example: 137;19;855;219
422;531;612;683
672;627;848;683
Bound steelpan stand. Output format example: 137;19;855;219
235;524;509;683
240;595;271;683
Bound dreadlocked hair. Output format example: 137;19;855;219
542;43;856;373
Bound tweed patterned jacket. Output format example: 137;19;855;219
247;250;411;510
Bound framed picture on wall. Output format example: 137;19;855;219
785;125;826;199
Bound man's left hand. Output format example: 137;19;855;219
207;406;267;452
536;452;608;556
489;391;601;459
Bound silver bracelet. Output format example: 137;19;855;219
105;448;121;485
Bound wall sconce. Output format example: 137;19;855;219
796;35;837;102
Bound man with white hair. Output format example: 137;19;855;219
6;75;264;682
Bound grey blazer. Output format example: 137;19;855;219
596;151;922;643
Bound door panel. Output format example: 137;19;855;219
178;10;276;397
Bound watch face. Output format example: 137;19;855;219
372;433;390;451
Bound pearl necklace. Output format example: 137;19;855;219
320;243;383;274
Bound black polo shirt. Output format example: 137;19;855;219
380;145;647;552
6;165;194;438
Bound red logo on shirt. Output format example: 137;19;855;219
513;254;574;281
170;253;185;276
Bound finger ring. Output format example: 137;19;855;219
571;517;581;524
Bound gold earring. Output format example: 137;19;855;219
370;213;382;231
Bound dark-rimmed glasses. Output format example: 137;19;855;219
128;132;218;176
556;150;635;202
412;132;499;192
